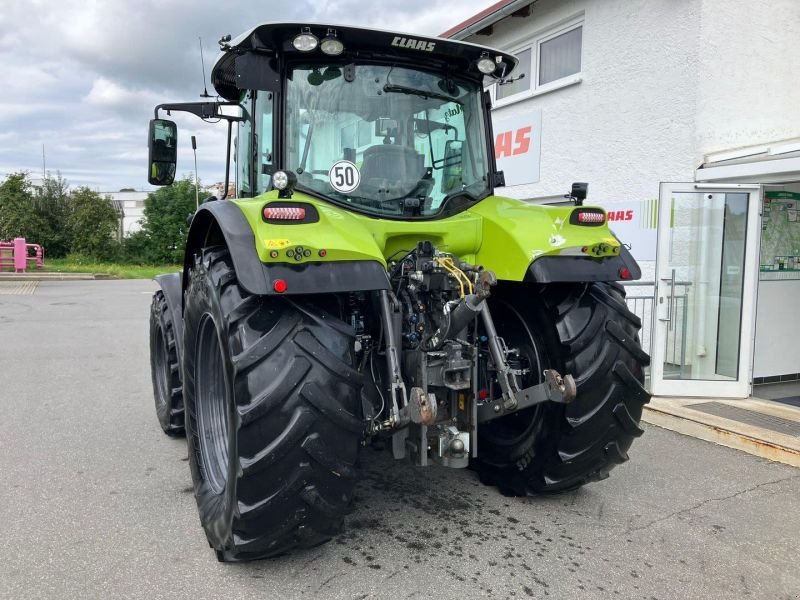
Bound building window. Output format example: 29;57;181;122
494;17;583;104
538;25;582;86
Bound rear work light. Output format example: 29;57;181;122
263;206;306;220
575;211;606;224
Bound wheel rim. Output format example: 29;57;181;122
195;314;230;495
480;301;546;447
154;325;171;411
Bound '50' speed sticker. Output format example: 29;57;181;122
329;160;360;193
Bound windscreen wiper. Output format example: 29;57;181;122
383;84;463;105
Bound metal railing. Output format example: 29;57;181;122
622;280;691;377
0;238;44;273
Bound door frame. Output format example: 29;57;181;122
650;182;761;398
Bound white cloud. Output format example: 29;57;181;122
83;78;160;109
1;0;497;190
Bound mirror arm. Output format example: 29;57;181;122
154;102;243;121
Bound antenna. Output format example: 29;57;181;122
199;37;211;98
191;135;200;210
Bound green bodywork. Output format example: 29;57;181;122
233;191;621;281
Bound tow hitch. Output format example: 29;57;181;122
477;369;577;423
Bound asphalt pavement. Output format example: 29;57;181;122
0;280;798;600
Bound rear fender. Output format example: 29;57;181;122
184;201;390;297
183;201;267;296
525;243;642;283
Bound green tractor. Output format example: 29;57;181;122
147;23;650;562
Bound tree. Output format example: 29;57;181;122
138;177;197;264
0;172;82;258
32;174;72;258
67;187;120;261
0;173;40;243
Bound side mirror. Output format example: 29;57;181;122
148;119;178;186
441;139;464;193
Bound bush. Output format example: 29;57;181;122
0;172;200;266
33;175;73;258
67;187;120;261
121;229;152;263
0;173;78;258
136;178;197;264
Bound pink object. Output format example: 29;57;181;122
13;238;25;272
0;238;45;273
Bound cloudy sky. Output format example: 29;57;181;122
0;0;490;192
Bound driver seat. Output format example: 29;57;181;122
360;145;425;189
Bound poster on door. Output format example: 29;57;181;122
491;110;542;187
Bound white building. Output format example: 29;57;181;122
206;181;236;200
104;190;148;237
445;0;800;400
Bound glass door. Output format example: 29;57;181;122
650;183;761;398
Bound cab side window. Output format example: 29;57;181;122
236;90;254;197
256;91;274;193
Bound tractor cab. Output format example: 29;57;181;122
149;23;516;218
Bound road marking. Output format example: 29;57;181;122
0;281;39;295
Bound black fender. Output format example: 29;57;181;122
525;244;642;283
153;272;184;364
184;201;389;296
183;201;267;296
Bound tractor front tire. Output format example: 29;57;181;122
150;290;185;435
475;282;651;494
183;247;363;561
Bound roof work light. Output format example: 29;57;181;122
292;28;318;52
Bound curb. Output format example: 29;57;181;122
643;397;800;468
0;273;98;281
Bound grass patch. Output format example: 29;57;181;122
44;258;180;280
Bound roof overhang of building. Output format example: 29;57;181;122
697;139;800;183
440;0;536;40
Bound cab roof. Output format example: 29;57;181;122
211;22;517;101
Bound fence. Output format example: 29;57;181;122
622;280;691;377
0;238;44;273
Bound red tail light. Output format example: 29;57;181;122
263;206;306;220
576;211;605;224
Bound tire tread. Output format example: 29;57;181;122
149;290;185;435
183;248;363;562
474;281;650;495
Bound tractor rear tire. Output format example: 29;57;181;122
150;290;185;436
183;247;363;561
474;282;650;494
